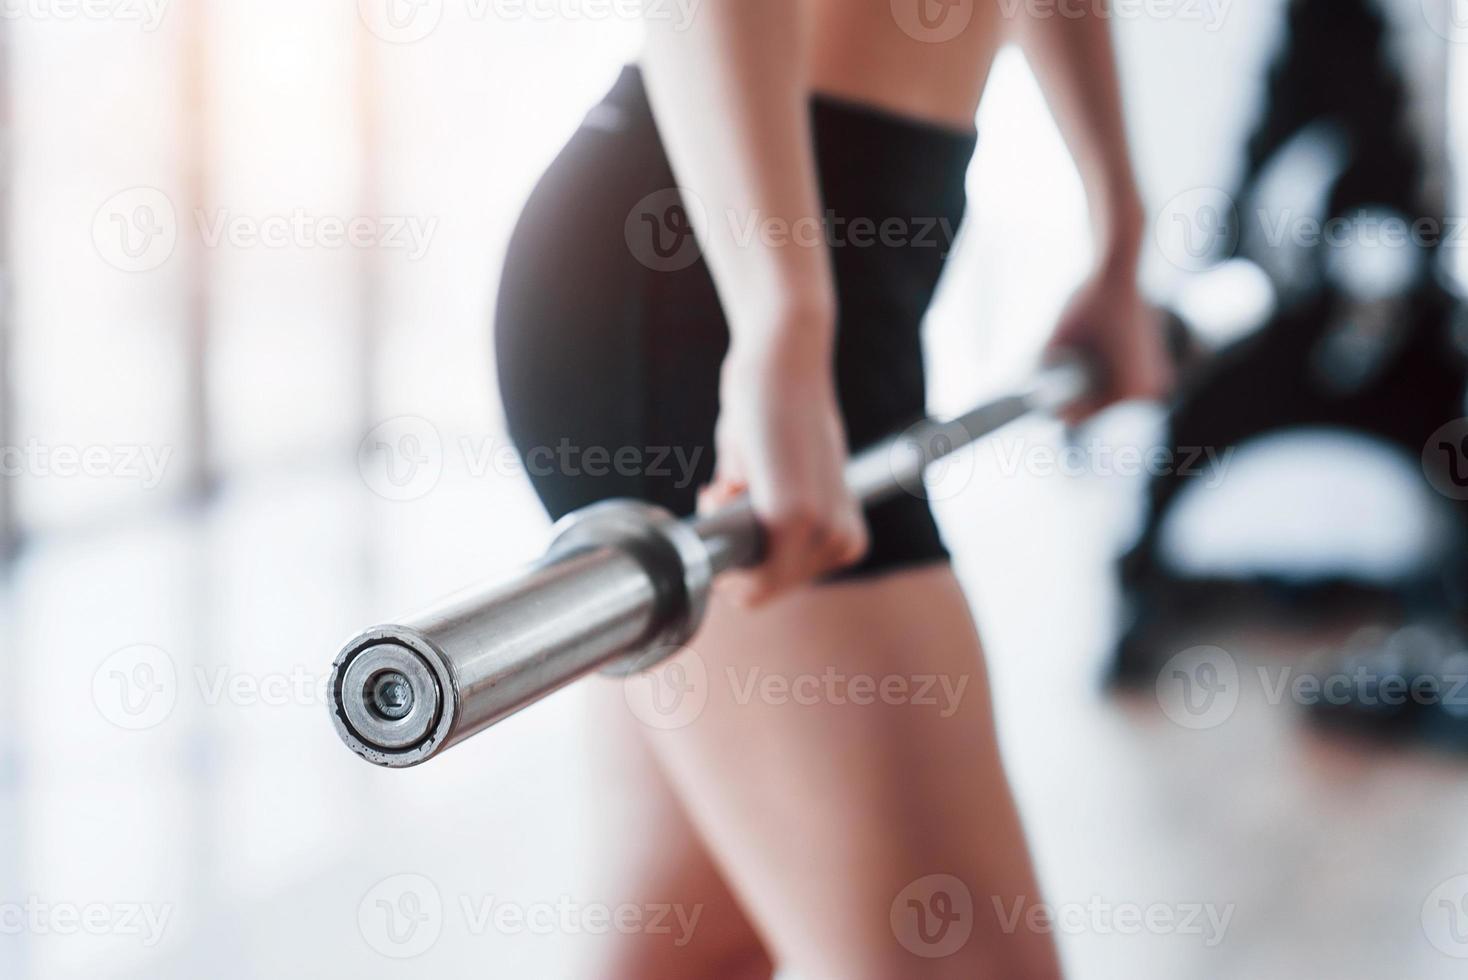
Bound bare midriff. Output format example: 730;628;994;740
808;0;1007;132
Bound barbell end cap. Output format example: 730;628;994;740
328;627;458;769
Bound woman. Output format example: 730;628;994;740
495;2;1170;976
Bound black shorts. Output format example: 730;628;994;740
494;65;977;579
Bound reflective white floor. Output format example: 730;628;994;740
5;421;1468;980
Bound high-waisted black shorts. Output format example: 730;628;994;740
495;65;977;579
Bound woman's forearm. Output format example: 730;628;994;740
641;0;836;361
1007;3;1144;269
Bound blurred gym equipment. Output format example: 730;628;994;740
1115;0;1468;748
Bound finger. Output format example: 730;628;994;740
787;517;856;586
1101;359;1170;407
746;521;820;605
1058;397;1105;427
718;501;868;606
714;512;802;608
804;505;867;570
697;475;748;514
836;514;870;566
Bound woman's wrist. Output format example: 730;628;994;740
1090;186;1146;280
725;288;837;376
724;332;834;392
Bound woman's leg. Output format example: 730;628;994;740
619;563;1062;980
586;681;775;980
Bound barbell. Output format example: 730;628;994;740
328;356;1092;767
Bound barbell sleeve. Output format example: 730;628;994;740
328;356;1092;768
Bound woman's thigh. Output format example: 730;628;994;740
615;564;1062;980
585;681;774;980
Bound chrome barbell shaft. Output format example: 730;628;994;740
329;357;1091;767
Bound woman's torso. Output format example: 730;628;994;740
808;0;1006;132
